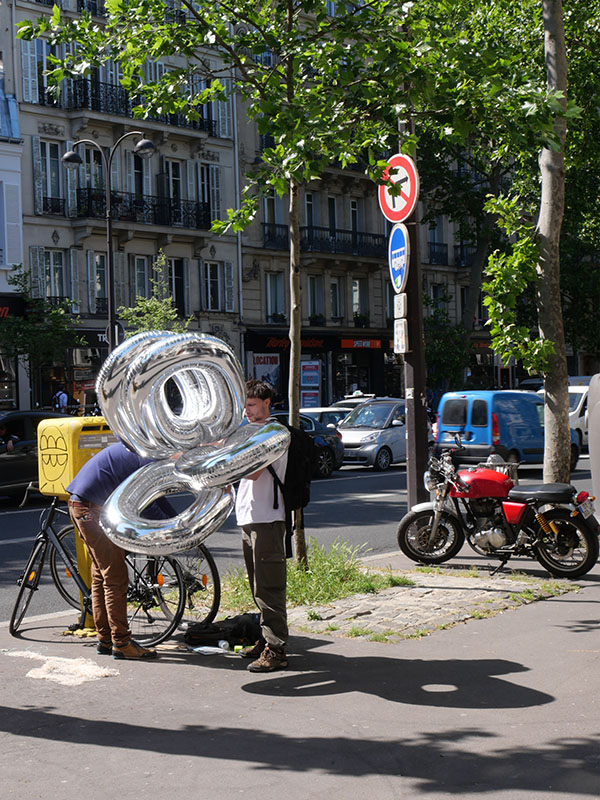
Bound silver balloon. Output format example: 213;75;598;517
175;421;290;488
96;331;246;457
100;460;235;554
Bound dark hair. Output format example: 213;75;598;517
246;379;274;401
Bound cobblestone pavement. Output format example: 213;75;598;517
286;560;578;643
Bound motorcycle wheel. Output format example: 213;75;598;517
533;508;599;579
397;509;465;564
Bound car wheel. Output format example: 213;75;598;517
315;447;335;479
373;447;392;471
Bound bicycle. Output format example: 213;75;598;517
10;494;221;645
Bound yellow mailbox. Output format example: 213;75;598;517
37;416;118;500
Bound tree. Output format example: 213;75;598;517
0;267;84;396
19;0;420;564
118;252;192;336
422;291;471;394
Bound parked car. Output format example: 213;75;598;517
434;390;580;470
537;385;590;449
518;376;545;392
0;410;64;498
338;399;408;471
300;406;353;428
271;412;344;478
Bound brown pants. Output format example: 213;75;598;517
68;500;130;646
241;521;288;649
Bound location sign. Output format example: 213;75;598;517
388;223;410;294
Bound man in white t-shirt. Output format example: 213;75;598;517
235;379;289;672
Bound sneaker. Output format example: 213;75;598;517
112;640;158;660
247;645;287;673
97;640;113;656
239;639;266;660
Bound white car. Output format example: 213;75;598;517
299;407;352;428
538;385;589;448
339;399;408;471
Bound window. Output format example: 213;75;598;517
134;256;150;298
133;155;145;200
430;283;447;310
95;252;107;303
328;196;337;235
330;276;344;318
471;399;488;427
308;275;324;317
265;272;285;321
40;142;61;199
167;258;186;316
84;147;104;189
305;193;314;227
352;277;368;315
198;164;221;220
44;250;65;299
200;261;234;312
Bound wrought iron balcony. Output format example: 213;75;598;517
262;223;386;258
37;79;218;137
75;189;212;230
43;197;66;216
77;0;105;14
427;242;449;265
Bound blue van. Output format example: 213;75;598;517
434;390;579;469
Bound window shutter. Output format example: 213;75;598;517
32;136;43;215
65;139;78;218
183;258;190;317
87;250;97;314
69;248;80;313
224;261;234;312
29;246;44;298
21;40;38;103
3;184;23;265
110;148;120;193
186;159;195;201
218;78;233;138
199;260;207;311
128;254;136;304
209;165;221;221
114;251;126;308
143;153;152;197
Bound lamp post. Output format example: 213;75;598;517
62;132;155;353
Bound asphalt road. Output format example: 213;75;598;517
0;456;595;624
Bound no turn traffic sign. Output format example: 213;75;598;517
378;153;419;223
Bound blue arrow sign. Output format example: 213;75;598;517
388;223;410;294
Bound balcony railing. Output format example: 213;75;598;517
77;0;105;14
454;244;476;268
427;242;449;265
37;79;218;136
263;223;386;258
75;189;212;229
43;197;66;216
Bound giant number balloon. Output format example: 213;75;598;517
96;331;289;554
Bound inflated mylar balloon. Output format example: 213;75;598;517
96;331;289;554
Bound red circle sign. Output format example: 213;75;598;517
378;154;419;223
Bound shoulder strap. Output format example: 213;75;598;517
267;464;284;510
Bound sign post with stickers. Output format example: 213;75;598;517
379;152;428;504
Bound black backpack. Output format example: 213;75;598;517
267;419;316;556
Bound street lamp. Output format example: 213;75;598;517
62;132;156;353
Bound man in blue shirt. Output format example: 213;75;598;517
67;442;172;660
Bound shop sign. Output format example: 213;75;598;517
300;390;320;407
300;361;321;387
265;336;325;350
341;339;381;349
253;353;281;389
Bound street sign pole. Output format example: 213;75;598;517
404;217;429;506
379;152;428;507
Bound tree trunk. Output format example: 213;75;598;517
288;176;308;566
537;0;570;482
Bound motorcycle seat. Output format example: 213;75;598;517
507;483;574;504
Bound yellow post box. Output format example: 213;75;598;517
37;416;118;628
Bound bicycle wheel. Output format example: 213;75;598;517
125;554;185;646
176;544;221;628
49;525;89;610
9;540;48;635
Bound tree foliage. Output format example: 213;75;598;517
117;251;192;336
0;267;84;378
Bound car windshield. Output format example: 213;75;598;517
569;392;585;411
340;403;396;429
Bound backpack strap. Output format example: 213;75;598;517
267;464;284;510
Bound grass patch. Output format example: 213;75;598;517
220;537;414;612
346;626;372;638
307;610;323;621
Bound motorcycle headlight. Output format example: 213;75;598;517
423;470;438;492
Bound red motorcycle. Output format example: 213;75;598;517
397;447;599;578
